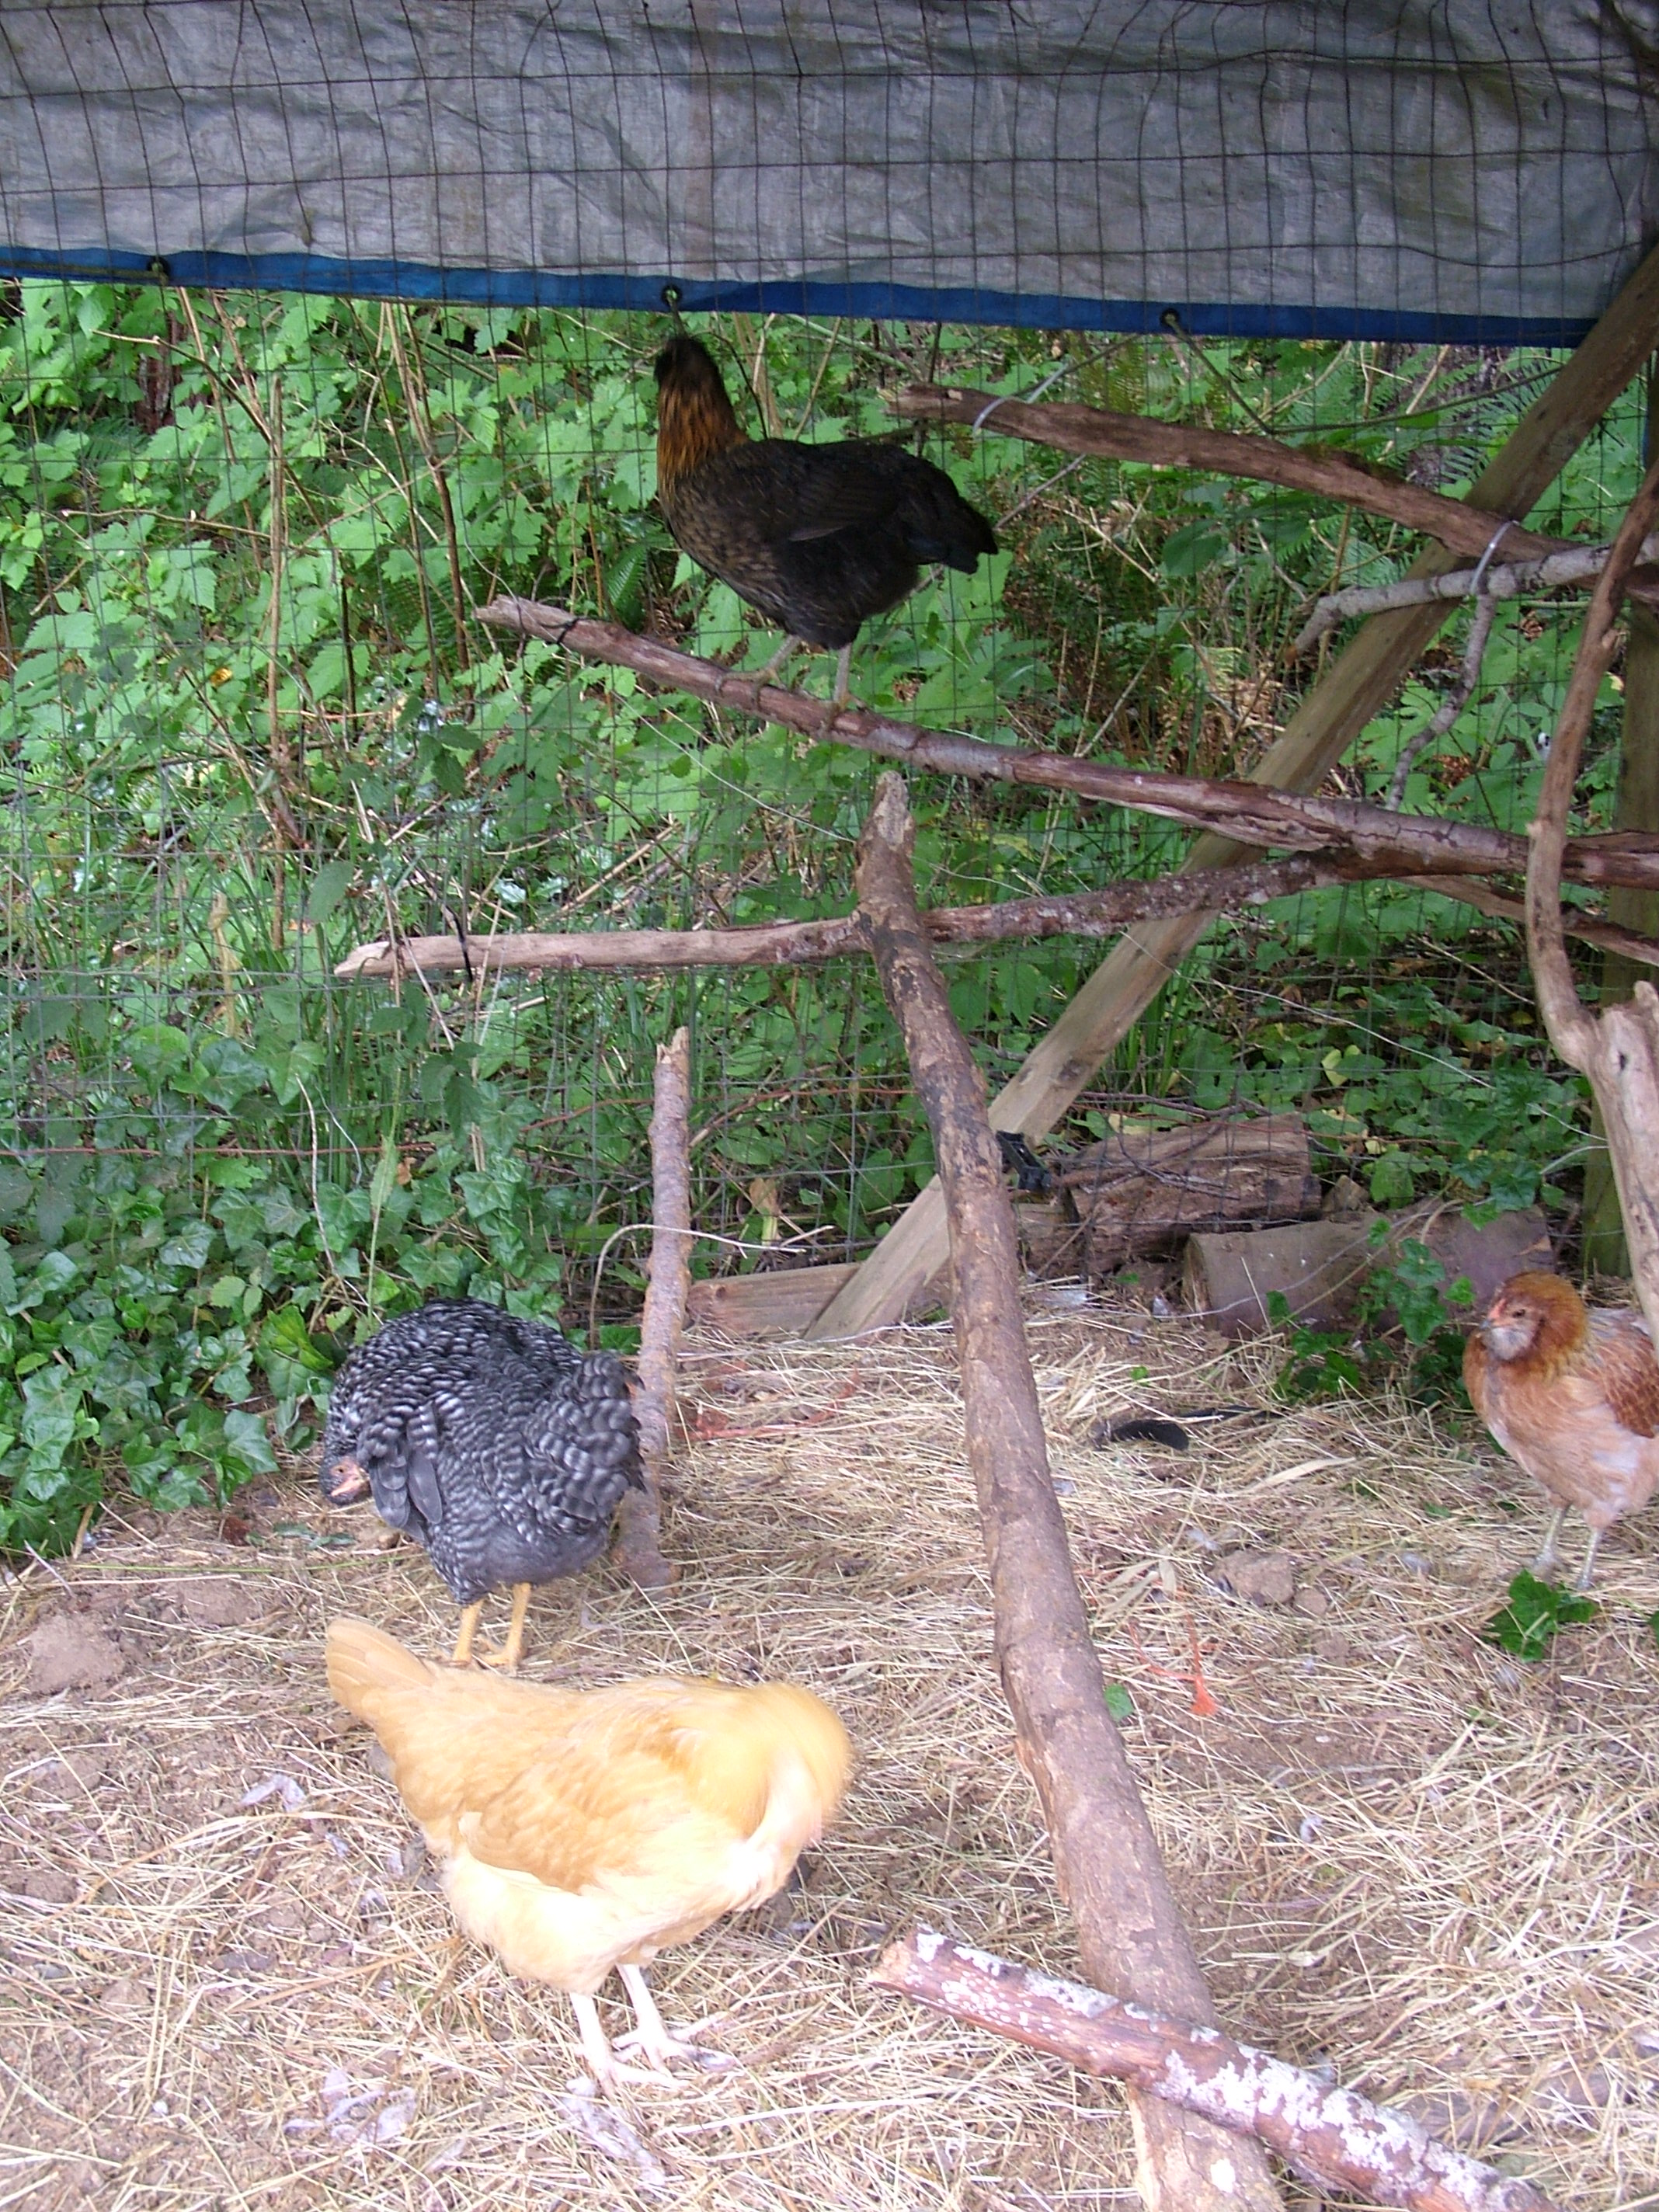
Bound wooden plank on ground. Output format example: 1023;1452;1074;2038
686;1263;861;1334
809;242;1659;1340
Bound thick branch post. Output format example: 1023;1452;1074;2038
610;1025;690;1589
474;598;1659;896
872;1930;1560;2212
854;771;1281;2212
1527;454;1659;1341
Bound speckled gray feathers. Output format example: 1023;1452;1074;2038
319;1299;642;1607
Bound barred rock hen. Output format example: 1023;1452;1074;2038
320;1299;642;1671
327;1618;851;2087
1464;1270;1659;1588
654;332;997;703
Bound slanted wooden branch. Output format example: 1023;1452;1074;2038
887;383;1633;582
474;597;1659;896
853;770;1282;2212
872;1929;1561;2212
335;849;1659;981
1527;454;1659;1344
610;1026;688;1588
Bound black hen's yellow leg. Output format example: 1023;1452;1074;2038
831;643;853;705
450;1601;485;1668
469;1581;531;1672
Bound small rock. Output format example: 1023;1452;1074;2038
21;1614;127;1694
99;1976;150;2013
217;1947;272;1977
1291;1585;1330;1619
367;1741;395;1782
1214;1549;1298;1607
1313;1628;1351;1664
21;1868;76;1904
179;1581;263;1627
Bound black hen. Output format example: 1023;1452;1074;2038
319;1299;642;1671
654;333;997;702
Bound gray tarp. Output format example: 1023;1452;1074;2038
2;2;1656;339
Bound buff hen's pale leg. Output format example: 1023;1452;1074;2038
1576;1527;1605;1591
1532;1504;1570;1579
615;1962;725;2074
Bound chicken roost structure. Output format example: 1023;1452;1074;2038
5;9;1659;2211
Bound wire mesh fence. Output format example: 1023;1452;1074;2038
0;277;1642;1534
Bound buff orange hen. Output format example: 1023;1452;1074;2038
327;1618;851;2086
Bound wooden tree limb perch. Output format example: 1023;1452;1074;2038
853;770;1281;2212
886;382;1655;591
872;1929;1560;2212
610;1025;688;1589
473;598;1659;895
812;241;1659;1340
333;850;1659;983
1527;454;1659;1344
1292;534;1659;656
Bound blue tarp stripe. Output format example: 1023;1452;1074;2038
0;243;1595;349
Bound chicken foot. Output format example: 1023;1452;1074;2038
450;1583;531;1672
751;635;855;706
569;1967;726;2091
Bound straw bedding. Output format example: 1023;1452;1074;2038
2;1293;1655;2210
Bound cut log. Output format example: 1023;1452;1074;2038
686;1262;862;1335
1056;1115;1318;1275
1183;1205;1553;1338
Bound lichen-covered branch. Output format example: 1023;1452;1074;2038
1292;534;1659;656
1386;594;1502;809
334;850;1659;983
872;1929;1561;2212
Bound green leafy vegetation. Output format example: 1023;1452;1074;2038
1482;1570;1598;1661
0;287;1637;1541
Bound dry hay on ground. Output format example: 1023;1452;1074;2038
1;1291;1656;2211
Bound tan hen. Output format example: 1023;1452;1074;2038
1463;1270;1659;1588
326;1617;851;2086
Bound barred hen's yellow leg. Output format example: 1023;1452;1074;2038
450;1602;484;1668
471;1582;530;1673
